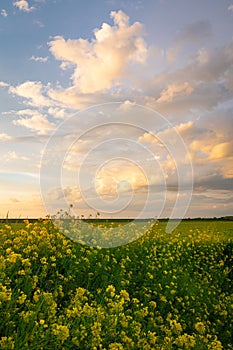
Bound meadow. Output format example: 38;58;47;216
0;219;232;349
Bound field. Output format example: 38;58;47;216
0;219;233;349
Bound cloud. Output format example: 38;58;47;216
209;141;233;160
1;9;8;17
156;82;194;103
0;133;12;142
48;10;147;93
47;186;82;204
3;151;29;161
47;107;68;119
0;81;9;87
167;20;211;61
30;55;48;63
9;12;230;117
228;4;233;11
138;131;158;144
13;111;55;135
175;120;195;135
9;197;20;203
33;20;45;28
15;108;42;116
168;40;233;85
47;85;116;109
95;160;149;197
145;40;233;116
9;81;53;107
13;0;35;12
138;120;195;146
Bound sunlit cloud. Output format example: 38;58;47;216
3;151;29;162
13;111;55;135
0;133;13;142
13;0;35;13
9;81;53;107
209;141;233;160
156;82;194;104
0;81;9;87
48;10;147;94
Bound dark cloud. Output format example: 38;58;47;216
173;20;212;46
167;20;212;61
195;175;233;191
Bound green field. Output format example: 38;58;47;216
0;220;232;349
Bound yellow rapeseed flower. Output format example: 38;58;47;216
195;321;206;334
52;324;69;344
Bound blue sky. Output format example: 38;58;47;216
0;0;233;218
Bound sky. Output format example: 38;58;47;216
0;0;233;219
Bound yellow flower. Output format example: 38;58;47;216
32;275;38;289
52;324;69;344
17;293;27;305
0;336;15;349
106;285;115;298
195;321;206;334
7;253;20;264
175;333;196;348
148;331;157;345
207;338;223;350
40;257;47;264
0;284;12;302
149;301;157;308
21;258;31;267
108;343;124;350
120;289;130;301
170;319;183;334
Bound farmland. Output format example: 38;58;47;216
0;219;232;349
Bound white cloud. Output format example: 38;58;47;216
1;9;8;17
9;81;53;107
47;107;67;119
33;20;45;28
117;100;136;110
48;10;147;93
16;108;41;116
3;151;29;161
13;111;55;135
0;133;12;142
47;85;112;109
0;81;9;87
13;0;35;12
30;55;48;62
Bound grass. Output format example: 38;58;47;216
0;219;232;349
